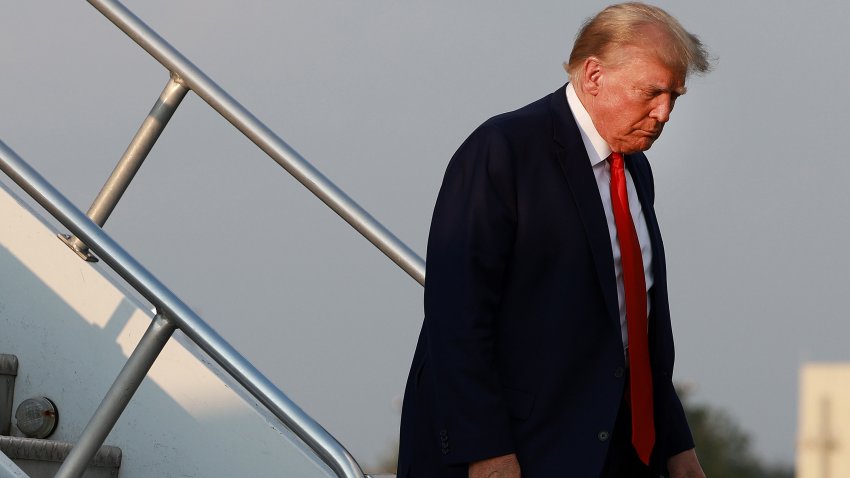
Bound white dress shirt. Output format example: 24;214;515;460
565;83;654;359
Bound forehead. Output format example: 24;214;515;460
609;44;687;94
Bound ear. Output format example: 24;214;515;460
581;57;604;96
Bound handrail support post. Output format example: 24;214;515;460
54;313;177;478
86;0;425;285
61;74;189;261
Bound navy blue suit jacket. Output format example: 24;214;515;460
398;84;694;478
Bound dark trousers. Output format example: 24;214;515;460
599;394;656;478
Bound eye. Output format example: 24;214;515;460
641;87;668;100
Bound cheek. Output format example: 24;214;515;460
610;110;640;135
605;98;643;131
598;96;646;138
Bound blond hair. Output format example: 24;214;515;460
567;2;711;79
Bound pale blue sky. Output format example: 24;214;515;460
2;0;849;470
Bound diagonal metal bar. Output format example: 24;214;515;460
61;74;189;261
0;139;365;478
54;314;177;478
0;451;29;478
87;0;426;286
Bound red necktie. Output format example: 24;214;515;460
609;152;655;465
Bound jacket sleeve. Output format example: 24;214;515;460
424;123;519;465
664;380;695;456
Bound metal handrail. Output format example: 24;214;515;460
87;0;426;286
0;139;364;477
3;0;427;475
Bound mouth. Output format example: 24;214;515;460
636;123;663;139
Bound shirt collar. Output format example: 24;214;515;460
565;82;612;167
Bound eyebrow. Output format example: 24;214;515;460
648;84;688;96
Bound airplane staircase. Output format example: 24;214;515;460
0;0;424;477
1;355;120;478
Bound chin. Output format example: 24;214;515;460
631;138;657;153
613;136;656;154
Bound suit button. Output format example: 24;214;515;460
614;367;625;378
598;431;610;442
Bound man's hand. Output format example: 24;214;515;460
667;448;705;478
468;453;521;478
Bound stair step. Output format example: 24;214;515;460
0;355;17;436
0;436;121;478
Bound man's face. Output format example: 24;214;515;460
586;44;687;154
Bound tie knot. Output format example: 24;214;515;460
609;152;624;168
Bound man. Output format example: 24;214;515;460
399;3;712;477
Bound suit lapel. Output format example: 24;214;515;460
549;85;620;327
625;154;666;291
626;153;671;361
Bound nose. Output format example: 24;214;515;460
650;95;674;123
